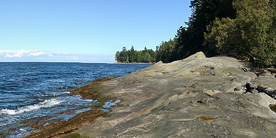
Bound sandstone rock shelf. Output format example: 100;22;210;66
31;52;276;138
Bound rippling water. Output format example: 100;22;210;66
0;62;151;137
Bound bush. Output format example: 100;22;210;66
205;0;276;67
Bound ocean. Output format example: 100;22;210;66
0;62;151;138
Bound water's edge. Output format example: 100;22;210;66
25;77;119;138
0;63;152;138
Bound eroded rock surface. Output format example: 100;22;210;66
68;52;276;138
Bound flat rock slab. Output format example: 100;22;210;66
72;52;276;138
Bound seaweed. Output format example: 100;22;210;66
199;115;217;122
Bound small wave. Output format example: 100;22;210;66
0;99;63;115
83;99;93;102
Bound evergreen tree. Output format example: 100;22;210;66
205;0;276;66
143;53;152;63
114;0;276;66
115;46;156;63
119;47;128;62
175;0;236;58
129;46;136;62
136;51;143;63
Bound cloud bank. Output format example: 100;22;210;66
0;49;115;63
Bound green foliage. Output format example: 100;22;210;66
155;39;177;63
114;0;276;67
115;46;156;63
153;0;236;62
129;46;136;62
205;0;276;66
115;47;129;63
115;0;237;64
204;17;239;55
175;0;236;58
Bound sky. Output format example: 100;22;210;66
0;0;192;63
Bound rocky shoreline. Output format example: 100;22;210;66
108;62;153;65
28;52;276;137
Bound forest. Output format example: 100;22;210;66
115;46;156;63
115;0;276;67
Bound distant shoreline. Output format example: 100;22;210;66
107;62;154;65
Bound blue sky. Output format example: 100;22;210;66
0;0;191;63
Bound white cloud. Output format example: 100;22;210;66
0;49;115;63
28;51;45;56
0;50;52;58
0;49;33;58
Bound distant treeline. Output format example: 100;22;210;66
115;0;276;67
115;39;177;63
115;46;155;63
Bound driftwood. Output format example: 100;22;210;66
267;68;276;73
254;67;276;76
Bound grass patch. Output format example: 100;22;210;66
267;128;275;132
199;115;217;122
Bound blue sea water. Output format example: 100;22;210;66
0;62;151;137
